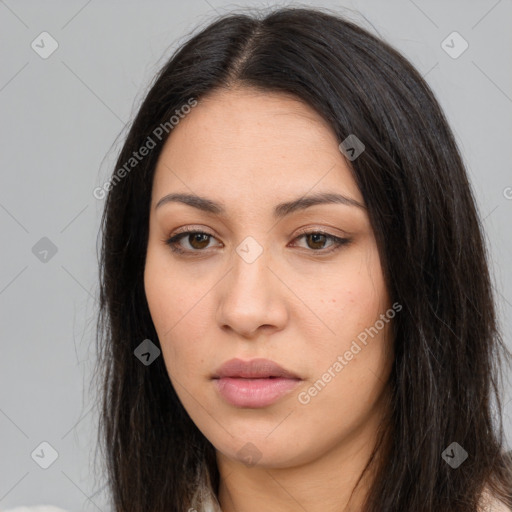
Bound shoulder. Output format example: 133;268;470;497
479;487;512;512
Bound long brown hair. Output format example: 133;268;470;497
93;6;512;511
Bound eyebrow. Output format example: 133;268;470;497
155;191;366;218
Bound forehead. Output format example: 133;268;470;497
152;87;362;207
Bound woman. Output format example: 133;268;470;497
93;6;512;512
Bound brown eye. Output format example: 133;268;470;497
292;231;351;254
304;233;329;250
165;230;219;254
187;233;211;249
165;228;350;256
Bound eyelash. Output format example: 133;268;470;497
164;227;351;256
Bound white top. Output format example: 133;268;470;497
1;490;510;512
1;508;71;512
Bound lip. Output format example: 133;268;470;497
212;358;300;379
212;358;302;408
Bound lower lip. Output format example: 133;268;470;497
213;377;302;408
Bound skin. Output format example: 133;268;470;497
144;86;395;512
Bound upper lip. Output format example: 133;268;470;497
212;358;301;379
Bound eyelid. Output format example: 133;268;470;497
168;225;221;245
171;225;218;237
293;225;350;238
169;224;349;240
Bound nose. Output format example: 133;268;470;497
216;244;289;339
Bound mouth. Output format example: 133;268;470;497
212;358;302;408
212;357;300;379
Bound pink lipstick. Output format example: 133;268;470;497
212;358;302;408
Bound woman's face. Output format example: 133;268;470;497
144;86;394;469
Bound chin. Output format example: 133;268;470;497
209;427;321;469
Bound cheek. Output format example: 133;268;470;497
297;278;393;442
144;255;211;375
298;247;392;409
310;249;388;345
144;242;210;330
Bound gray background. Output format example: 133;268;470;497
1;0;511;510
